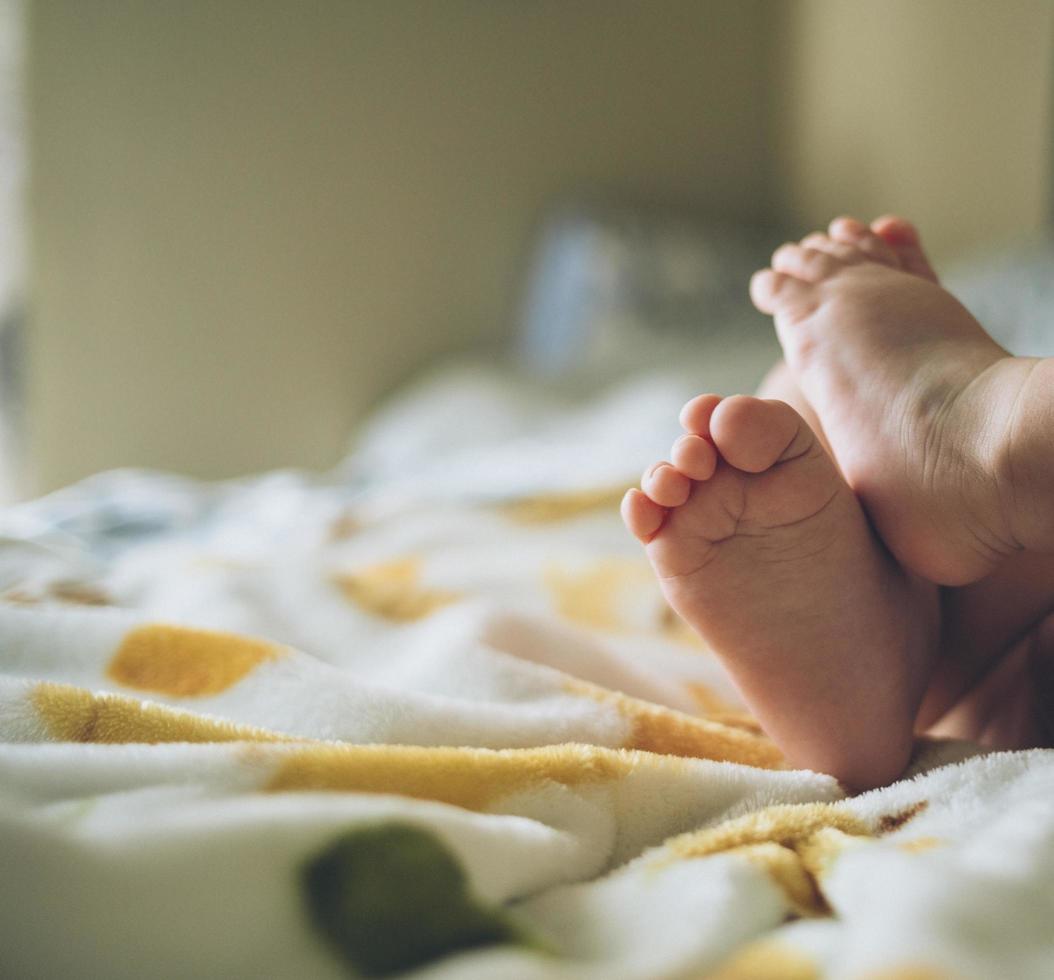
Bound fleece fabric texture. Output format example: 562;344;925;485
1;368;1052;979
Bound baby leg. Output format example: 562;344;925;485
923;551;1054;746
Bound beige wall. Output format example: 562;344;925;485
24;1;1054;493
27;0;773;492
772;0;1054;265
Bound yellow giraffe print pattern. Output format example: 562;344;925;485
333;557;462;622
106;624;285;697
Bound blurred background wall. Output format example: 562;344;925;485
773;0;1053;263
27;0;776;492
20;0;1054;494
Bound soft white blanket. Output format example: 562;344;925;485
2;367;1053;979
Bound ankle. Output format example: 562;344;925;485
991;356;1054;552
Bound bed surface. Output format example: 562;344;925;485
2;348;1054;978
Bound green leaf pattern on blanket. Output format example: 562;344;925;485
302;822;535;977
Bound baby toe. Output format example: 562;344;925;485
771;243;843;282
828;215;900;267
799;231;830;249
870;215;939;282
678;393;723;436
750;268;817;317
671;434;717;481
871;214;919;244
621;488;666;543
827;214;868;239
641;462;691;508
799;232;864;264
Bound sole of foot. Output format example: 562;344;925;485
623;394;937;791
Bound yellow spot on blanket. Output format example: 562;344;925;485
878;800;928;832
737;842;824;917
334;558;461;621
664;802;873;916
2;582;112;606
686;682;738;717
546;559;713;644
51;582;113;605
670;802;867;859
106;624;284;697
707;939;821;979
498;487;626;524
566;679;784;769
705;711;766;735
32;682;290;744
664;798;933;916
545;560;658;633
264;743;641;811
898;836;943;854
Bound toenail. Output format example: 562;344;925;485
834;217;865;236
673;434;704;452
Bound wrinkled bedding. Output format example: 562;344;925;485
2;365;1054;979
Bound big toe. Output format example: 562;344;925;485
709;396;811;474
871;215;939;282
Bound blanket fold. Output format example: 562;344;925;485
2;423;1053;977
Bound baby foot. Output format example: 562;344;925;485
822;214;940;284
623;394;937;790
756;216;940;454
868;215;940;282
751;217;1043;585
